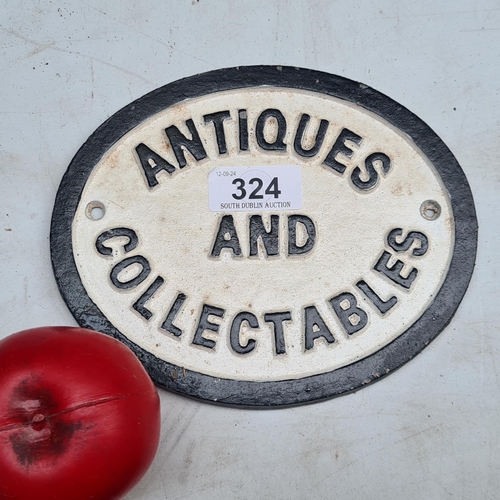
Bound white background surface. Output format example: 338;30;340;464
0;1;498;499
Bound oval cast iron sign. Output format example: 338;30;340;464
51;66;477;407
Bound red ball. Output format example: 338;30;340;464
0;327;161;500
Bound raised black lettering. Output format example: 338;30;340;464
204;110;231;155
249;215;279;257
387;228;428;257
238;109;249;151
110;255;151;290
304;306;335;350
356;280;397;315
374;251;418;289
264;311;291;355
256;109;287;151
293;114;329;158
230;311;258;355
160;293;187;337
132;276;165;320
211;215;242;257
329;292;368;335
351;152;391;191
288;215;316;255
192;304;225;349
165;119;207;168
323;128;363;174
96;227;138;257
135;143;176;189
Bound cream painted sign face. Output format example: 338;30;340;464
51;67;477;407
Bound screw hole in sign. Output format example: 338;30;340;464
420;200;441;221
86;201;105;221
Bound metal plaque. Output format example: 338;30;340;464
51;66;477;407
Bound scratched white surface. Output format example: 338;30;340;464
0;1;499;499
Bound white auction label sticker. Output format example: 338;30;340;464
208;165;302;212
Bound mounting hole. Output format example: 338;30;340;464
86;201;105;221
420;200;441;221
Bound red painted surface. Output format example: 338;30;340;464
0;327;161;500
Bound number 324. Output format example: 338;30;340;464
231;177;281;200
